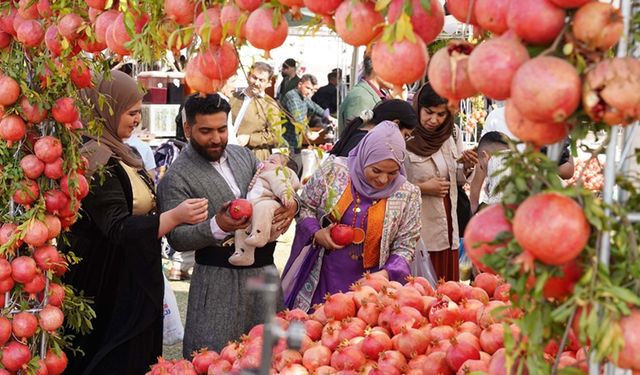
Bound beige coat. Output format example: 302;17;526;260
229;92;282;161
404;131;470;252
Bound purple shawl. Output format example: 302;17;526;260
347;121;407;200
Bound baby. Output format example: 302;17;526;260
229;153;300;266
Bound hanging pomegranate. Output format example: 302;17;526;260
474;0;510;35
463;204;513;273
510;56;581;123
505;101;569;147
303;0;342;16
334;1;383;47
197;41;238;81
467;32;529;100
245;7;288;58
194;6;223;46
572;2;623;51
513;192;590;266
372;37;428;95
427;41;476;102
582;57;640;126
387;0;444;45
507;0;566;45
447;0;478;25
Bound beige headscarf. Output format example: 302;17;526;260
81;70;145;175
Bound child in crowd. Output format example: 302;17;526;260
229;153;300;266
470;131;510;212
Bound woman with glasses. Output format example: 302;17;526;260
331;98;419;157
281;122;422;312
405;83;478;282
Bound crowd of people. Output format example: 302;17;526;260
61;57;574;373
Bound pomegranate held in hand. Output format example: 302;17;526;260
330;224;354;246
228;199;252;220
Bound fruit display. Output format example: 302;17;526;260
565;157;605;191
148;271;594;374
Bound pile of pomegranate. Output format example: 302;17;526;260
147;271;591;375
565;158;605;191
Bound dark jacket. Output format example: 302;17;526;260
62;158;162;375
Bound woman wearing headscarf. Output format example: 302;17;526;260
331;99;419;157
61;70;208;374
405;83;478;282
282;122;422;311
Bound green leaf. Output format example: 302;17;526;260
375;0;393;12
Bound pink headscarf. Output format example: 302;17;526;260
347;121;407;200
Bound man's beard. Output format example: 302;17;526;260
190;139;226;162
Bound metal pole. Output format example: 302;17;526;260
590;0;632;372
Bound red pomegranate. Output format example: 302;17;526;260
185;57;221;94
513;192;590;266
39;304;64;332
52;97;80;124
447;0;478;25
474;0;510;34
371;37;428;94
12;311;38;339
220;3;247;40
94;10;119;43
197;42;238;81
44;349;68;375
467;32;529;100
86;0;107;9
463;204;513;273
583;57;640;126
20;96;47;124
110;12;132;47
16;19;44;47
164;0;195;25
44;25;63;56
330;224;354;247
303;0;341;15
13;178;40;205
228;198;252;220
78;34;108;53
0;32;11;49
47;283;66;307
542;260;582;300
18;0;39;19
507;0;566;45
236;0;262;12
36;0;50;18
70;59;93;88
105;22;130;56
0;114;26;145
0;317;10;346
34;136;63;163
245;7;288;57
427;41;476;102
44;158;64;180
548;0;591;8
44;214;62;240
1;341;31;372
334;1;383;47
195;7;223;45
387;0;444;45
24;219;49;247
617;309;640;370
510;56;581;123
20;155;45;179
573;2;623;51
58;13;83;41
505;100;569;147
60;173;89;200
0;74;20;106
